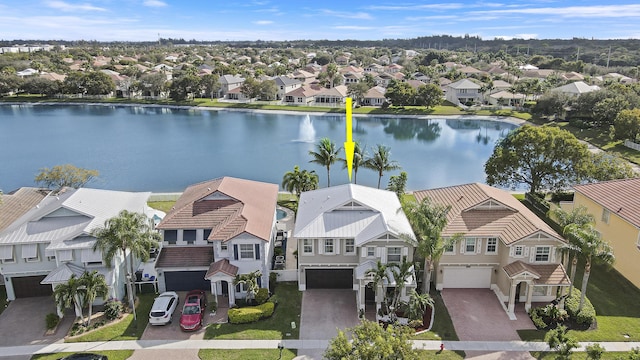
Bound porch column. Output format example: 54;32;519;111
211;280;218;306
228;282;235;307
507;281;517;315
525;281;534;312
358;284;365;312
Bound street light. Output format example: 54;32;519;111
278;343;284;360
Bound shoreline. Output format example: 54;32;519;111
0;101;529;126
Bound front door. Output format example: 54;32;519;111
515;282;522;303
221;280;229;295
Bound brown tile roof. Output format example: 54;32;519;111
156;246;213;268
414;183;564;245
0;187;48;232
157;177;278;242
504;260;569;286
574;178;640;228
205;258;238;278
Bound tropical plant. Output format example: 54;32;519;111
91;210;160;314
234;270;262;305
53;274;85;324
80;270;109;326
281;165;319;199
585;343;605;360
387;256;414;311
339;141;366;184
363;144;401;189
366;261;390;307
564;223;615;310
387;171;408;198
402;289;434;322
309;137;341;187
545;325;578;359
325;320;419;360
402;197;458;293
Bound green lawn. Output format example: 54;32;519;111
519;262;640;342
417;351;465;359
529;351;635;359
147;200;176;213
65;293;155;342
0;285;8;315
31;350;133;360
204;282;302;340
199;348;297;360
414;290;460;341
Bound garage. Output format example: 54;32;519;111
306;269;353;289
11;275;52;298
442;267;492;288
164;271;210;291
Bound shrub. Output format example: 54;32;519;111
565;287;596;326
269;272;277;293
104;299;123;320
258;301;275;318
46;313;60;330
255;288;269;305
529;307;548;329
228;301;275;324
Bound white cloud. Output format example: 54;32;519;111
143;0;167;7
366;3;464;11
322;9;372;20
514;33;538;40
45;1;107;12
471;4;640;18
333;25;374;30
406;15;459;21
254;20;273;25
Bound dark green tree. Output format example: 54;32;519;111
364;144;401;189
613;108;640;141
415;84;443;108
281;165;319;199
387;171;408;198
309;137;341;187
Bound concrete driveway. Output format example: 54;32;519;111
0;297;74;347
298;289;360;360
141;291;209;341
441;289;536;359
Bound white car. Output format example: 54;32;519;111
149;291;179;325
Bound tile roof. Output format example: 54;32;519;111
205;258;238;278
446;79;481;90
156;246;213;268
414;183;564;245
157;177;278;242
503;260;569;285
0;187;48;232
574;178;640;228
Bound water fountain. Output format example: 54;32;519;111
298;114;316;143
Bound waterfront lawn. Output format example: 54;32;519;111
31;351;133;360
65;293;155;342
199;349;297;360
518;262;640;342
414;290;460;341
147;200;176;213
204;282;301;340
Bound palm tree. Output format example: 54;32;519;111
80;271;109;326
366;261;390;312
402;197;458;293
92;210;160;318
564;223;614;310
308;137;341;187
388;256;414;311
363;144;400;189
233;270;262;305
402;289;434;322
281;165;319;199
339;141;366;184
53;274;85;323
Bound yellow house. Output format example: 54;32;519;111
569;178;640;289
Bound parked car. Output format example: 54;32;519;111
180;289;207;331
149;291;179;325
58;353;107;360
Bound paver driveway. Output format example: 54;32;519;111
0;297;74;346
441;289;536;359
298;289;359;359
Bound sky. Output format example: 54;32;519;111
1;0;640;42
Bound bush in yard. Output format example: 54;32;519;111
104;299;123;320
228;301;275;324
529;307;548;329
565;287;596;326
258;301;275;318
46;313;60;330
255;288;269;305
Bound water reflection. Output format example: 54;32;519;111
381;118;442;143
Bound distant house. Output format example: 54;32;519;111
342;72;363;84
551;81;600;96
155;177;278;307
415;183;569;319
314;85;348;106
283;85;322;105
444;79;482;105
362;86;386;106
292;69;317;84
562;178;640;289
364;64;385;73
487;90;526;107
219;74;245;98
273;76;302;100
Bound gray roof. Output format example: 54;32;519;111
293;184;415;246
447;78;481;90
273;76;301;87
552;81;600;94
220;74;245;85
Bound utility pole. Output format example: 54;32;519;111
606;46;612;68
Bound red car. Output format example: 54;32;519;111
179;290;207;331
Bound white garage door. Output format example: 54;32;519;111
442;267;492;288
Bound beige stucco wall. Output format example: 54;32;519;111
573;192;640;289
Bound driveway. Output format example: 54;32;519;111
441;289;536;359
298;289;359;360
141;291;209;341
0;297;74;347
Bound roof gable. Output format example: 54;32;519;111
574;178;640;228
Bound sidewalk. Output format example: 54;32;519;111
3;339;640;357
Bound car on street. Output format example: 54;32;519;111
149;291;179;325
58;353;107;360
179;289;207;331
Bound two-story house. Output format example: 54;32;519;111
444;78;482;105
563;178;640;289
0;188;161;311
415;183;569;319
154;177;278;307
294;184;417;313
273;76;302;100
219;74;245;98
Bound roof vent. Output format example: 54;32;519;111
207;187;211;191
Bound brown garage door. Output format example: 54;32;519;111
306;269;353;289
12;275;52;298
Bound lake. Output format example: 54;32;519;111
0;104;519;193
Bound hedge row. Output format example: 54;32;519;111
565;287;596;326
228;301;275;324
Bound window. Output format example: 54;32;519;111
367;247;375;257
535;246;551;262
303;239;313;254
387;247;401;263
601;209;610;224
239;244;254;259
486;238;497;254
444;242;455;254
0;245;15;264
164;230;177;245
81;248;103;266
465;238;476;253
183;230;196;244
203;229;212;241
220;243;228;251
58;250;73;262
514;246;524;257
21;244;39;262
344;239;355;255
533;286;547;296
324;239;334;254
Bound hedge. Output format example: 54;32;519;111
228;301;275;324
255;288;269;305
565;287;596;326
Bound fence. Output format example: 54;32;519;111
624;140;640;151
271;269;298;282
